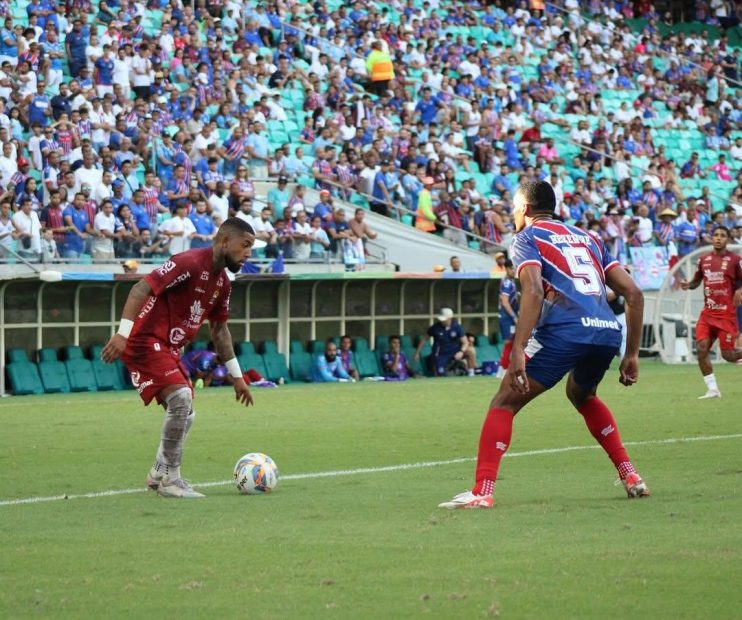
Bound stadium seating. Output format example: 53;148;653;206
354;350;382;378
63;347;98;392
289;352;313;382
238;352;269;380
87;345;124;392
262;352;290;383
236;341;256;356
290;340;306;354
36;349;71;394
308;340;325;354
262;341;279;354
190;341;209;351
5;349;44;395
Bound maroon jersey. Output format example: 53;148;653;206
693;250;742;328
129;248;231;351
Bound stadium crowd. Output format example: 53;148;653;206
0;0;739;268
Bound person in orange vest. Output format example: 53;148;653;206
415;177;437;232
365;40;395;96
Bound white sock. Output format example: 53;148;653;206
467;368;475;377
703;374;718;392
164;465;180;481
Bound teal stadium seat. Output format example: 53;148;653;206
36;349;71;393
289;352;312;382
309;340;325;354
236;341;255;355
262;341;278;354
238;352;268;380
354;350;381;378
63;346;98;392
262;352;290;383
6;349;44;395
352;337;370;351
290;340;306;354
88;344;124;391
190;340;209;351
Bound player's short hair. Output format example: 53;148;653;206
713;225;730;236
217;217;255;238
503;259;514;268
519;180;556;214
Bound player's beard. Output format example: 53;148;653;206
225;256;243;273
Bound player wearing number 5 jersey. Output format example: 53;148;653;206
440;181;649;509
101;218;257;499
681;226;742;399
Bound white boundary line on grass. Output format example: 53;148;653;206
1;432;741;507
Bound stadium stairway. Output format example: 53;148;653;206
253;183;500;272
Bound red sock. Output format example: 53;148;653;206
577;396;635;480
473;406;514;495
499;341;513;370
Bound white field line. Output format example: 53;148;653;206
1;432;741;507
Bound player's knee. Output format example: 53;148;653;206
165;386;192;418
720;349;736;363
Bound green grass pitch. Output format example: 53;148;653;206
0;362;740;618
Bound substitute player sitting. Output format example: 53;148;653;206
101;218;256;499
440;181;649;509
681;226;742;399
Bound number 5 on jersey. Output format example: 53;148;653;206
564;247;602;296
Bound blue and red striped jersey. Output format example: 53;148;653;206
509;219;622;346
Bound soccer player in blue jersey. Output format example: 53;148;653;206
496;259;519;379
440;181;649;509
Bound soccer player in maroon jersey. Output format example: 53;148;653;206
101;217;256;498
681;226;742;399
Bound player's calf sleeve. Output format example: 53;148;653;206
184;410;196;439
474;406;514;494
577;396;635;479
499;341;513;370
160;387;192;469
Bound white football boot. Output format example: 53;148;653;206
698;389;721;400
438;490;493;509
157;478;205;498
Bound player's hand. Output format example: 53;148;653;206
101;334;127;363
233;377;253;407
734;288;742;307
413;351;420;362
618;354;639;386
454;351;464;361
680;279;690;290
507;349;529;394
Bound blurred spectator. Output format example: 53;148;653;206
382;335;417;380
310;339;352;383
416;307;476;377
337;335;360;381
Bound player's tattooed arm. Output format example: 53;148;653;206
101;280;154;363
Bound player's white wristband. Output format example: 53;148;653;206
117;319;134;338
225;357;242;379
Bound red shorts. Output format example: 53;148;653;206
696;315;739;351
121;343;192;406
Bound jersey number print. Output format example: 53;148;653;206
563;247;602;296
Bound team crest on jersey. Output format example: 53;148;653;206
200;271;209;281
130;371;141;387
189;300;205;324
169;327;186;345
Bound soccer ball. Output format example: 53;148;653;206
233;452;279;495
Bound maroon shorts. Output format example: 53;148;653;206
121;343;192;406
696;315;739;351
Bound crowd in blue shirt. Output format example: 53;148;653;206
0;0;739;268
